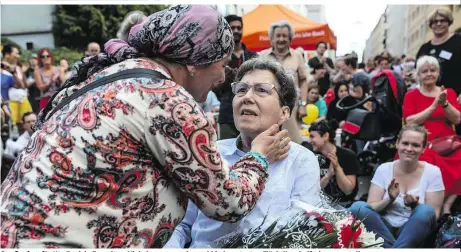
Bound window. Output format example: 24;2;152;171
26;42;34;50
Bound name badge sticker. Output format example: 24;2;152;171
439;50;453;60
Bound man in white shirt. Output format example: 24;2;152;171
164;58;321;248
5;112;36;157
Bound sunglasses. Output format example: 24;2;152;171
431;19;449;25
41;55;51;59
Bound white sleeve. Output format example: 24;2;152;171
290;149;321;206
426;165;445;192
371;163;389;189
163;200;198;248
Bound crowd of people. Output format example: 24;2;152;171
0;4;460;249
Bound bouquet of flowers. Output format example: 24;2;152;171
210;200;384;249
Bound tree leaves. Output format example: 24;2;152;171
52;5;169;50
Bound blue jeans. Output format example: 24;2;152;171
349;201;436;248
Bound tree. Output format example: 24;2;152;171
52;5;169;51
1;37;22;51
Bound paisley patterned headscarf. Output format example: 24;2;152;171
104;5;234;66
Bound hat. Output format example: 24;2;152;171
31;53;38;59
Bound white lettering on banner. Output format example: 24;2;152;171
259;30;326;41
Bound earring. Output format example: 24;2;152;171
189;72;195;77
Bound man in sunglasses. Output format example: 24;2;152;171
212;15;257;140
416;8;461;110
165;58;321;248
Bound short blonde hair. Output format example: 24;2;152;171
416;55;439;75
428;8;454;26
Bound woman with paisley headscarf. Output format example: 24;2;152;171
0;5;290;248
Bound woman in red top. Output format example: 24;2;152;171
402;55;461;215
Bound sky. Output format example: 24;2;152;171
324;2;388;60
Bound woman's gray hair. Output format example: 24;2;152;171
236;57;297;113
268;20;295;41
416;55;440;75
117;11;147;41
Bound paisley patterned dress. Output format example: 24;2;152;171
0;59;268;248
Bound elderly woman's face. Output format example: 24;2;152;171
232;69;289;138
419;64;439;86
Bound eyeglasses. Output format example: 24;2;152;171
40;55;50;59
231;82;284;104
431;19;449;25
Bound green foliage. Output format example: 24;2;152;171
12;47;82;67
1;37;22;51
52;5;169;50
50;47;85;65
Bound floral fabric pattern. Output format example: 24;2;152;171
1;58;268;248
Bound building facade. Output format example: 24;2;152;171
1;5;55;50
364;5;461;61
364;13;385;62
385;5;409;58
407;5;461;57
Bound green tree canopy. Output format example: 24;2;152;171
1;37;22;52
52;5;169;51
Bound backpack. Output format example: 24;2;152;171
371;70;407;136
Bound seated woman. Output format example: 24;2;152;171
402;55;461;215
350;125;445;248
307;120;360;205
326;82;350;128
164;58;321;248
306;84;327;123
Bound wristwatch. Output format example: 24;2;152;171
442;102;449;108
298;99;307;106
